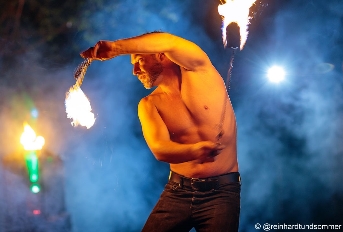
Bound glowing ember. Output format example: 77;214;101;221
65;85;95;129
20;123;45;150
218;0;256;50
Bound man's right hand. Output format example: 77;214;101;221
193;141;225;163
80;40;116;61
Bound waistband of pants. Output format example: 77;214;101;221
169;171;241;191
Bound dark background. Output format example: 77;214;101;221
0;0;342;231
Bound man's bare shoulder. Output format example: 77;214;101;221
138;89;162;111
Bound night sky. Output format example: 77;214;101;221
0;0;342;231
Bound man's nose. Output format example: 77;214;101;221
133;63;141;75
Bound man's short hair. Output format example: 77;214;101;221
141;30;163;36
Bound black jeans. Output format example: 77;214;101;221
142;174;241;232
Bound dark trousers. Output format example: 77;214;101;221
142;173;241;232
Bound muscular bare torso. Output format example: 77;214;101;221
148;66;238;178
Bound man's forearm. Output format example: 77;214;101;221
112;32;177;56
80;32;210;71
150;141;195;164
82;32;178;60
149;140;216;164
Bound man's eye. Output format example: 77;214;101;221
138;58;144;63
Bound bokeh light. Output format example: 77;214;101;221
267;65;285;83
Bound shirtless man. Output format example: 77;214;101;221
81;32;240;232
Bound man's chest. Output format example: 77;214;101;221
152;94;216;141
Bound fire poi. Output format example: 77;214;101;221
212;0;257;143
218;0;257;50
65;58;96;129
217;0;257;89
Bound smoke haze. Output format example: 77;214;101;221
0;0;342;231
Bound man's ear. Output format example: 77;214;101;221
157;53;165;61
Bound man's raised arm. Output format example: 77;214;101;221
80;32;212;71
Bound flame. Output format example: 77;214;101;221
218;0;256;50
20;123;45;151
65;85;96;129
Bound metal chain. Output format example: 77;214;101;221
226;48;236;92
216;48;236;142
74;58;93;87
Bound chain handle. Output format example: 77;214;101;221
74;58;93;87
216;48;236;142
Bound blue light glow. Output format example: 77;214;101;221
267;66;285;83
31;108;39;118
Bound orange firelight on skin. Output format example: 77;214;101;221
218;0;256;50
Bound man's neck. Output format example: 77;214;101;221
157;65;182;94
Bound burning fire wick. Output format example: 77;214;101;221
218;0;256;50
216;0;258;143
217;0;257;89
65;58;96;129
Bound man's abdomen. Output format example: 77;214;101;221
170;145;238;178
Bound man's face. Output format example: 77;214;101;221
131;54;163;89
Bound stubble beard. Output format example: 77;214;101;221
141;62;163;89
